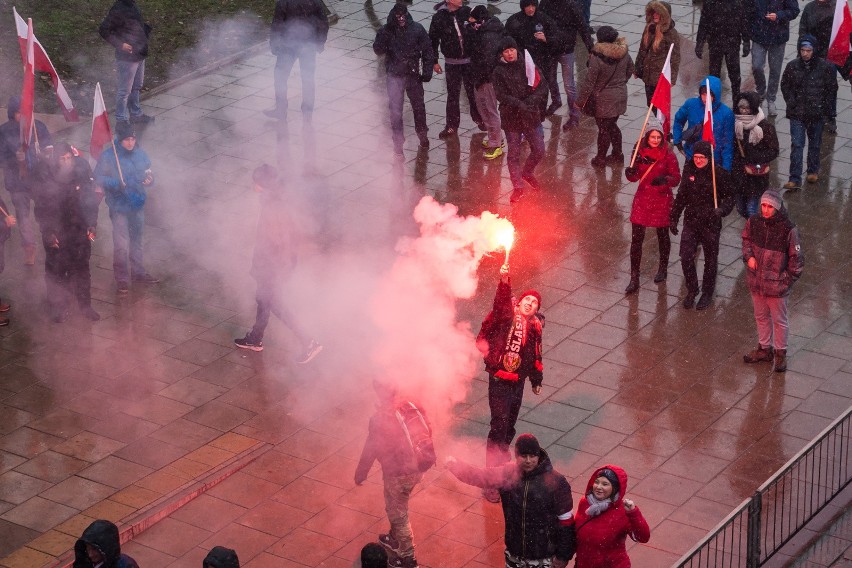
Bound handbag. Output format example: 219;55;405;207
580;57;620;117
737;139;770;176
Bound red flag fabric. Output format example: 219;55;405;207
649;43;674;135
13;8;79;122
20;18;35;149
90;83;112;160
524;50;541;88
828;0;852;66
701;78;715;146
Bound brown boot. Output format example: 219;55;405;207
744;345;773;363
773;349;787;372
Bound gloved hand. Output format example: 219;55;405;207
669;221;679;235
625;166;639;178
651;175;668;186
742;40;751;58
695;44;703;59
420;73;432;83
713;207;725;217
674;142;684;154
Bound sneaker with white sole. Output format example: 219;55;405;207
296;340;322;364
234;336;264;352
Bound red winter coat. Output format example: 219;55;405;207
627;144;681;228
574;465;651;568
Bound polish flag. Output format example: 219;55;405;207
702;78;715;146
650;43;675;135
828;0;852;66
524;50;541;88
90;83;112;160
20;17;35;149
13;8;79;122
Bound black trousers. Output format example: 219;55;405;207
679;221;721;296
486;374;525;467
444;63;482;129
44;237;93;316
708;41;741;103
248;277;309;346
630;224;671;273
595;117;622;158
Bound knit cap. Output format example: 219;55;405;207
517;289;541;307
596;26;618;43
760;189;783;210
500;36;518;52
515;434;541;456
115;122;136;141
692;140;712;157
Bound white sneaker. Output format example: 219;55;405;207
296;340;323;364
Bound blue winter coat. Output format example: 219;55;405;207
672;75;735;170
750;0;800;46
94;139;152;213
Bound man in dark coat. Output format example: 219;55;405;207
505;0;566;116
465;6;507;158
374;4;437;156
670;140;735;311
32;142;102;323
430;0;483;138
748;0;800;116
0;96;52;265
99;0;154;124
264;0;329;121
447;434;576;568
234;165;322;363
798;0;840;132
73;520;139;568
780;35;837;189
695;0;752;104
492;37;549;203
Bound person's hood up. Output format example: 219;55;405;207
7;96;20;121
592;37;629;61
387;4;414;29
73;520;121;568
798;34;819;57
203;546;241;568
584;464;629;507
644;0;673;32
521;448;555;479
698;75;723;109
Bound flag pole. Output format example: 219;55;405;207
0;206;12;219
110;137;126;187
710;145;718;209
630;104;654;168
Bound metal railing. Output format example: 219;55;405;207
675;406;852;568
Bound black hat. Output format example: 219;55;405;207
115;121;136;141
596;468;621;495
515;433;541;456
693;140;712;158
500;36;518;52
471;5;489;21
520;0;538;8
596;26;618;43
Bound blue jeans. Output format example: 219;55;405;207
735;172;769;219
115;59;145;122
558;52;579;123
751;43;785;103
788;118;824;183
109;208;145;283
274;46;317;115
505;126;545;189
386;74;427;151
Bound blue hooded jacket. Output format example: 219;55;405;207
94;138;152;212
672;75;734;170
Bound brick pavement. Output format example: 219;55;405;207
0;0;851;566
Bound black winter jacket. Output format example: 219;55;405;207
697;0;752;48
374;5;437;80
354;402;430;481
798;0;835;58
492;56;549;132
539;0;593;54
0;119;51;194
99;0;150;62
430;2;472;62
449;450;576;561
781;38;838;120
733;120;779;171
742;206;804;297
74;520;139;568
270;0;329;53
32;157;100;251
671;161;735;230
505;10;567;67
466;16;506;86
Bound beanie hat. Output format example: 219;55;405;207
115;121;136;141
692;140;712;157
515;433;541;456
800;39;814;49
760;189;783;210
252;164;278;189
520;0;538;9
471;5;489;21
596;468;621;495
517;289;542;307
500;36;518;52
596;26;618;43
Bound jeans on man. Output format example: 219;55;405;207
505;126;545;189
387;73;428;152
751;293;789;350
274;46;318;116
788;118;825;183
247;277;309;346
486;374;526;467
679;221;721;296
445;63;482;129
384;472;423;559
115;59;145;122
109;208;145;283
9;192;35;249
558;52;579;123
751;42;785;103
474;83;502;148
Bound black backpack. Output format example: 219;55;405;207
395;401;436;472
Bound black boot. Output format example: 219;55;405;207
653;262;667;283
773;349;787;372
624;272;640;294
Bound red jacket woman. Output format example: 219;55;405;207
574;464;651;568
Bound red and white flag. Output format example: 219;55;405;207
524;50;541;88
13;8;79;122
90;83;112;160
702;78;715;147
828;0;852;66
20;17;35;149
650;43;675;135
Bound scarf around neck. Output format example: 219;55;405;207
495;313;528;380
735;109;765;145
585;492;619;517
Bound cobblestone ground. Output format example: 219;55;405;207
0;0;851;566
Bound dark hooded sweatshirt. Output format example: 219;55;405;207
492;53;549;132
466;14;507;86
781;35;838;120
73;520;139;568
203;546;241;568
373;5;437;79
0;96;53;194
99;0;151;62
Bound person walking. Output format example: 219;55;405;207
94;123;158;294
465;5;506;159
672;76;735;171
430;0;483;138
263;0;329;122
492;37;549;202
695;0;751;104
573;466;651;568
748;0;800;116
373;4;436;157
742;189;804;373
234;165;322;363
798;0;840;132
780;35;837;189
732;92;779;218
446;434;576;568
579;26;634;168
475;264;544;501
670;140;735;310
99;0;154;124
623;120;681;293
634;1;680;107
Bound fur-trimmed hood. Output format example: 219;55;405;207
592;37;629;61
644;0;673;32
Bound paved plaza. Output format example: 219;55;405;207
0;0;851;565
